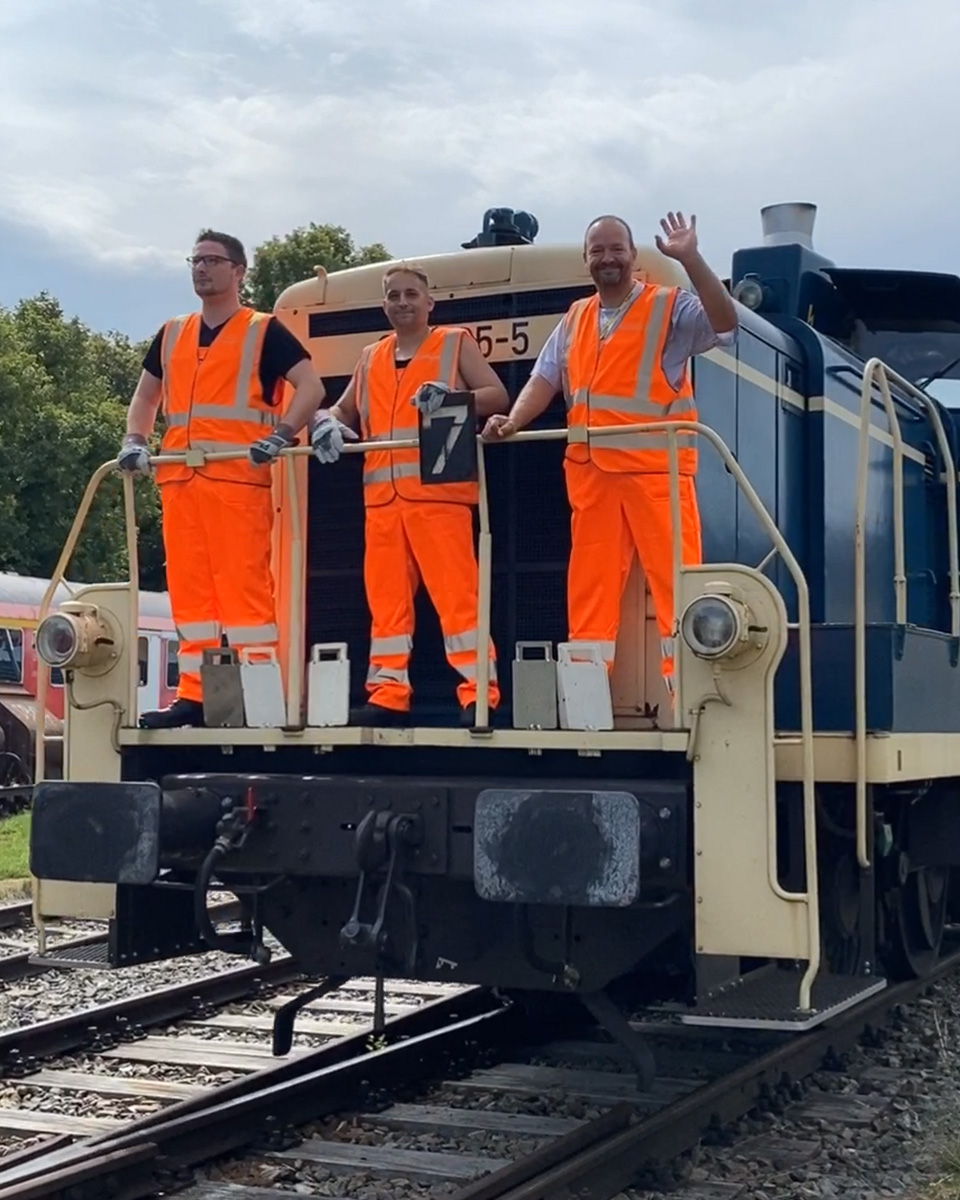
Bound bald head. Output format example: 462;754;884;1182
583;215;635;252
583;215;637;297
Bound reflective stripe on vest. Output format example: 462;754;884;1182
356;327;478;507
561;284;698;475
177;620;221;641
156;308;280;487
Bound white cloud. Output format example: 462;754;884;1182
0;0;958;283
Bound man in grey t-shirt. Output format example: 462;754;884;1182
481;211;737;700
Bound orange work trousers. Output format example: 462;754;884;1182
564;459;702;696
160;475;279;703
363;498;500;713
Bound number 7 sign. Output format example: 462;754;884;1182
417;390;478;484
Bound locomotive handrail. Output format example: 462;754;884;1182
854;360;960;871
34;461;124;785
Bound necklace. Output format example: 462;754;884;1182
598;283;640;340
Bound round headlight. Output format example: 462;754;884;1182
680;594;742;660
733;277;765;310
36;614;80;668
35;604;119;674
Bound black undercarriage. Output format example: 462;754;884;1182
31;754;692;996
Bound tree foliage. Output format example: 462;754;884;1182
243;222;391;311
0;294;164;589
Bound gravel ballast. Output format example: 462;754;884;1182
189;970;960;1200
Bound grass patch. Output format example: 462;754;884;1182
0;812;31;881
919;1143;960;1200
914;1177;960;1200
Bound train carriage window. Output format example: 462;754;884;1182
137;637;149;687
0;629;23;684
166;640;179;688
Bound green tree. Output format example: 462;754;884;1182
0;294;164;590
87;329;150;400
243;222;391;311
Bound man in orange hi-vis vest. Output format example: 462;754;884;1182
482;212;737;701
117;229;325;729
314;262;509;727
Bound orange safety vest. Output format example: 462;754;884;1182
356;327;478;507
561;283;697;474
156;308;281;487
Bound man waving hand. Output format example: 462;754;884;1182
483;211;737;701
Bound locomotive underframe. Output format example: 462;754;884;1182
32;753;695;995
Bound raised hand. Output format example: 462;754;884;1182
655;211;699;264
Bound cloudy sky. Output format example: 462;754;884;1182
1;0;955;344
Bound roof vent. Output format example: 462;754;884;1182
760;203;817;249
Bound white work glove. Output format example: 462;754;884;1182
412;381;455;415
117;434;151;475
310;411;358;464
249;423;295;465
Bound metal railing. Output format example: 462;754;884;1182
31;419;820;1005
854;360;960;869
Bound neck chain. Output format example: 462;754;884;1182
598;283;640;340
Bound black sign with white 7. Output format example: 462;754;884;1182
417;390;478;485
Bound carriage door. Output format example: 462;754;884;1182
137;635;161;716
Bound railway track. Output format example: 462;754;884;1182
0;939;955;1200
0;904;32;934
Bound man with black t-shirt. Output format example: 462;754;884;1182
139;308;310;395
118;229;324;729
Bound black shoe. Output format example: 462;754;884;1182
350;703;410;728
139;698;206;730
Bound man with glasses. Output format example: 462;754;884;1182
118;230;324;728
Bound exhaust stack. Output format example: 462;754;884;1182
760;203;817;250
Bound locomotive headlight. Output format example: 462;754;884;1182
732;273;771;312
35;603;119;673
36;615;78;667
679;592;747;660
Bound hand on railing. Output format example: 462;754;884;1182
480;414;517;441
249;425;296;465
309;413;359;465
116;435;151;475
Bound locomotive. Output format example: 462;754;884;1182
25;201;960;1069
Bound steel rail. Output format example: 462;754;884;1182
0;954;300;1072
444;946;960;1200
0;987;518;1198
0;901;31;931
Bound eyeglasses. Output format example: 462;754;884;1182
186;255;238;268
